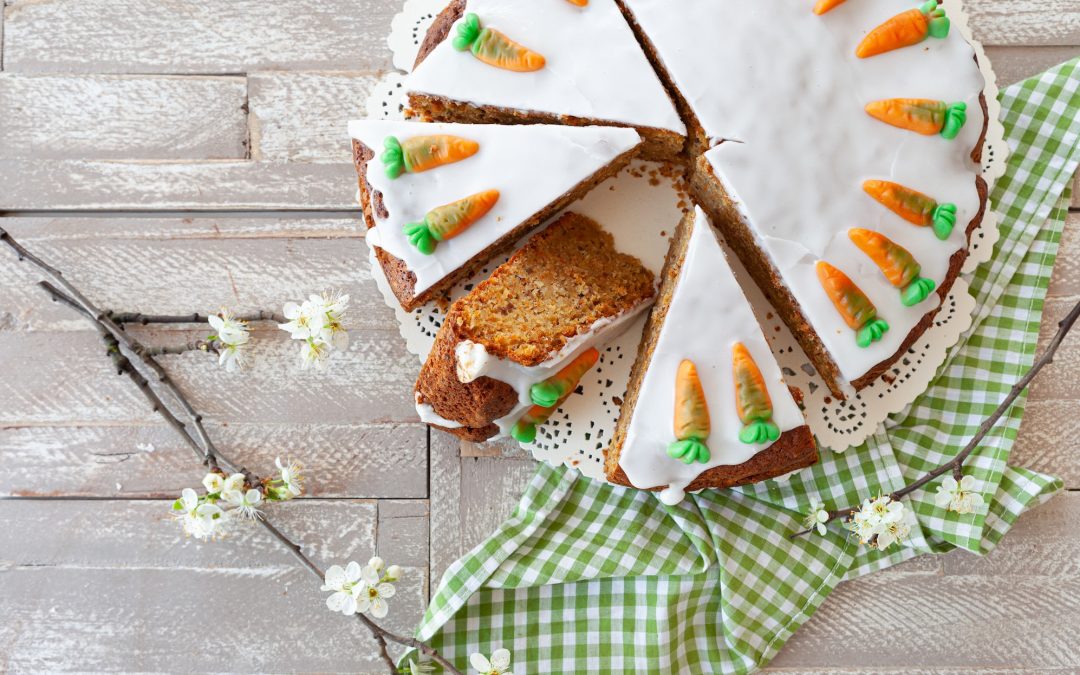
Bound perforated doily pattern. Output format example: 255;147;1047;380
363;0;1009;481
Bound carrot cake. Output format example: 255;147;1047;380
405;0;686;161
349;120;642;311
607;207;817;504
415;212;656;441
619;0;988;397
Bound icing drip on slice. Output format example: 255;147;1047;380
667;359;711;465
855;0;950;58
865;98;968;139
863;179;957;240
816;261;890;347
848;228;936;306
732;342;780;445
813;0;847;15
453;13;546;72
404;189;500;254
381;135;480;179
511;348;599;442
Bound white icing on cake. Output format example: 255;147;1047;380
348;120;641;297
405;0;685;135
618;208;807;505
622;0;985;384
427;303;651;437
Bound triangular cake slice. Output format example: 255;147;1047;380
416;212;655;442
620;0;988;397
606;207;817;505
349;120;642;311
405;0;685;161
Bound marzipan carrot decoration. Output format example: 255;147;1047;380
667;360;711;465
403;189;500;255
512;348;599;442
816;261;890;348
856;0;950;59
849;229;936;306
530;348;599;408
381;134;480;179
732;343;780;445
863;179;958;240
452;13;546;72
865;98;967;140
813;0;847;15
565;0;588;5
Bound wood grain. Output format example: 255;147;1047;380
966;1;1080;47
0;74;248;160
0;499;427;672
2;0;397;74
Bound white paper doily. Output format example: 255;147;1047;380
361;0;1009;481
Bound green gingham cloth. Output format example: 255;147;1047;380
408;59;1080;674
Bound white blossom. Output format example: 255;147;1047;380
935;474;985;514
173;487;227;540
385;564;402;582
311;291;350;350
224;487;264;521
321;561;364;616
208;310;250;372
280;291;350;369
409;659;435;675
847;495;911;551
354;563;396;618
222;473;246;495
803;499;830;536
202;472;224;495
470;648;513;675
278;300;325;341
275;457;304;499
299;337;331;370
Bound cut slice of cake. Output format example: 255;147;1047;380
349;120;642;311
620;0;988;397
606;207;817;505
415;212;656;442
405;0;686;161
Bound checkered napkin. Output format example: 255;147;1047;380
408;59;1080;673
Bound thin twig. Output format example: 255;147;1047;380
108;310;286;325
792;295;1080;538
138;340;221;357
12;236;465;675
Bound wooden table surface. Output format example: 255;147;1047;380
0;1;1077;672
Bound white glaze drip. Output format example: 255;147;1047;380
349;120;641;297
406;0;685;134
618;208;806;506
622;0;985;384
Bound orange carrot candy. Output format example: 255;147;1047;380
512;348;600;443
865;98;967;140
565;0;588;5
849;228;936;306
452;13;546;72
381;135;479;179
732;342;780;445
856;0;950;59
530;348;600;408
816;261;890;348
813;0;847;16
668;359;711;465
403;189;500;255
862;179;957;240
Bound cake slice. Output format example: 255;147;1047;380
606;207;817;505
415;212;656;442
405;0;686;161
619;0;988;397
349;120;642;311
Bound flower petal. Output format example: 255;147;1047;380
324;565;346;589
361;564;380;585
345;561;362;583
490;648;511;669
470;654;492;672
369;597;388;618
326;591;347;612
376;582;396;599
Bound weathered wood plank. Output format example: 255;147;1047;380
0;217;386;331
0;159;357;210
378;500;430;569
1026;296;1080;401
1012;400;1080;488
0;499;426;671
2;0;396;74
249;71;382;163
0;328;420;425
771;494;1080;669
0;422;427;499
458;456;537;554
965;0;1080;47
0;74;248;160
984;46;1080;87
1044;212;1080;299
428;429;463;594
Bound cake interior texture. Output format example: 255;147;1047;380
414;212;655;441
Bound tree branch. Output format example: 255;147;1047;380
793;295;1080;538
108;310;286;325
8;231;464;675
